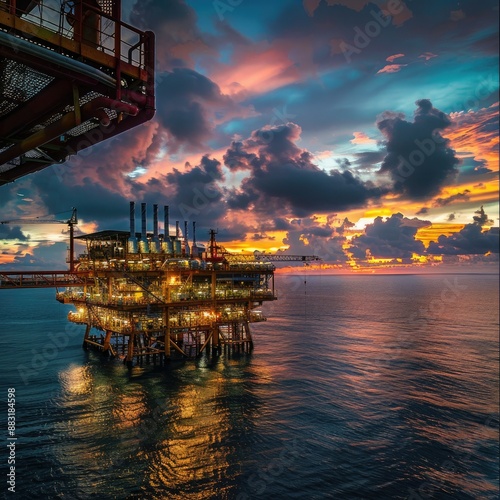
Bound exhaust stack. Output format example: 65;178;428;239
184;220;190;256
164;205;170;238
150;203;159;252
139;202;149;252
162;205;173;254
174;221;181;256
191;221;198;257
128;201;137;253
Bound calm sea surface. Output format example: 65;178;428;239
0;274;498;499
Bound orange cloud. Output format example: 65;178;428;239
416;223;465;247
447;102;499;173
350;131;377;145
386;53;405;62
210;44;300;97
377;64;407;74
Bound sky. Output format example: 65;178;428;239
0;0;498;273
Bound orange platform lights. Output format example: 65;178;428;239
0;0;155;185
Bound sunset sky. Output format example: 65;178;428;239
0;0;498;272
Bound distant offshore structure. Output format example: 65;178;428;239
55;202;320;367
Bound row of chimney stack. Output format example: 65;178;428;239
128;201;200;256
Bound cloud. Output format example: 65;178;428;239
472;205;494;226
282;221;347;263
0;225;29;241
433;190;471;207
130;0;211;71
349;213;427;259
28;174;133;228
377;64;407;74
351;151;386;174
2;242;68;270
163;155;226;224
447;103;499;177
377;99;460;199
156;68;248;152
416;207;429;215
418;52;438;61
224;123;386;217
350;131;376;145
427;207;499;255
386;53;405;63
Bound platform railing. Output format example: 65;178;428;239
0;0;147;69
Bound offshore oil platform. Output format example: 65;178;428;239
1;203;320;367
0;0;320;367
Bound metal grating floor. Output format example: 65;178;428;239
0;58;54;118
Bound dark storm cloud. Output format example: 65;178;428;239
273;218;294;231
5;242;67;270
351;151;385;172
427;207;499;255
251;233;275;241
433;190;471;207
224;123;386;217
472;205;494;226
457;158;494;180
336;217;355;235
156;68;241;151
26;171;133;228
0;225;28;241
164;155;226;225
130;0;207;70
377;99;460;199
349;213;426;259
416;207;429;215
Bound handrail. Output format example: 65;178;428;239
1;0;148;69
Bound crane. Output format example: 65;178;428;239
1;208;78;271
206;229;321;264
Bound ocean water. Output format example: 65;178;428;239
0;274;498;499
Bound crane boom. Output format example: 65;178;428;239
224;253;320;263
0;208;77;226
253;254;320;262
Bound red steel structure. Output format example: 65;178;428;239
0;0;155;185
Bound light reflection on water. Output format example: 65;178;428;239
0;274;498;499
